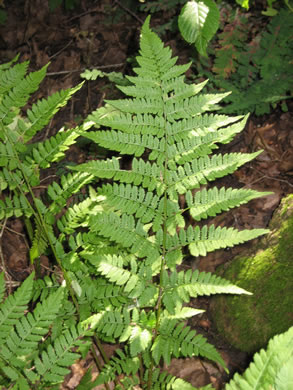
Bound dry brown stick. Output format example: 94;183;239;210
46;63;125;76
113;0;144;24
246;166;293;188
0;218;13;293
49;39;74;60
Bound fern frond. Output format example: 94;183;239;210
168;151;262;198
87;254;146;296
30;217;53;263
98;183;181;233
162;269;250;314
0;161;39;192
48;171;93;214
186;187;272;221
78;276;130;311
0;273;34;345
83;130;167;163
88;108;166;137
95;348;140;385
83;307;131;341
71;157;162;192
170;116;249;165
0;64;48;127
166;113;244;142
23;83;83;142
27;127;81;169
0;193;33;219
88;212;161;267
0;288;64;367
57;195;98;235
0;61;28;95
226;326;293;390
25;324;83;384
147;368;210;389
152;321;226;368
166;224;268;258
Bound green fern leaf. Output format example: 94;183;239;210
0;162;38;192
83;307;131;341
0;61;28;95
226;326;293;390
148;368;212;389
168;151;262;198
186;187;272;221
162;269;250;314
87;254;145;296
166;113;243;142
29;217;54;263
23;83;83;142
166;224;268;258
0;64;48;127
152;321;226;368
48;171;93;214
57;195;98;236
94;347;140;385
0;287;64;367
88;108;166;137
98;183;181;233
27;127;81;169
0;193;33;219
0;273;34;345
26;325;83;384
71;157;162;193
88;212;160;266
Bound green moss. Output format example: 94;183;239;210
211;196;293;353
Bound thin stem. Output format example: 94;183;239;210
147;95;169;389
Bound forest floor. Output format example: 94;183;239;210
0;0;292;388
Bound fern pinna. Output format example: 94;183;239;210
70;17;270;388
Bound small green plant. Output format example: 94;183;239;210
226;326;293;389
197;7;293;115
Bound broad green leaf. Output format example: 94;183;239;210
178;0;220;56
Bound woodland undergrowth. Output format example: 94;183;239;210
0;16;292;390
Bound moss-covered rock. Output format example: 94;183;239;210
211;194;293;353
